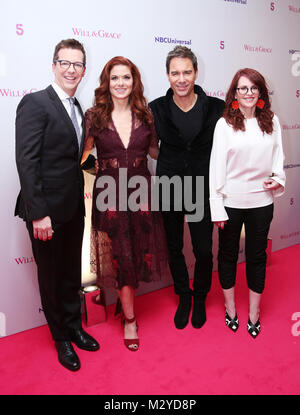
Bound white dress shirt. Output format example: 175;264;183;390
51;82;83;138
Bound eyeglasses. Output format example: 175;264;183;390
236;86;259;95
54;60;85;72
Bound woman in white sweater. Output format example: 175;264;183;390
209;68;285;338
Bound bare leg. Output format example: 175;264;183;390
118;286;138;340
249;289;261;324
223;287;236;319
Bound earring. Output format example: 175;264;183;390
232;100;239;110
256;99;265;109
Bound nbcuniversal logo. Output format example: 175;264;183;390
155;36;191;46
224;0;247;4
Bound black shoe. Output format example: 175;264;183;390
69;328;100;351
225;310;239;332
191;296;207;329
247;317;261;339
174;294;192;329
55;341;81;371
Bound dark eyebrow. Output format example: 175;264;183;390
238;84;256;88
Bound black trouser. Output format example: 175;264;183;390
218;204;274;294
161;205;213;298
26;210;84;341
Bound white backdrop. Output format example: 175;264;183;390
1;0;300;338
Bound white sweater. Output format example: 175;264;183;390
209;115;286;222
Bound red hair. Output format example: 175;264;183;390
224;68;274;134
88;56;153;130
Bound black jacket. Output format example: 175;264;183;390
15;85;92;225
149;85;224;198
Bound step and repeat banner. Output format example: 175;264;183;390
1;0;300;337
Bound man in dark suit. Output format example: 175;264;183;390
15;39;99;371
149;46;224;330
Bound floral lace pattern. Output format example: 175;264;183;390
85;111;169;289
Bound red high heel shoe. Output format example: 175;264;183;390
121;314;139;352
115;298;139;351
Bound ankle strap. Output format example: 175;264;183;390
124;315;136;324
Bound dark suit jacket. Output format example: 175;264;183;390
15;85;87;225
149;85;224;199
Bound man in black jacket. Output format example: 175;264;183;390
15;39;99;371
149;46;224;330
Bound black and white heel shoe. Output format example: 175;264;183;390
225;310;239;332
247;317;261;339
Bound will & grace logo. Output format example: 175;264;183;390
282;123;300;130
72;27;121;40
280;230;300;240
244;44;272;54
289;5;300;13
14;256;35;265
155;36;191;46
204;89;225;99
0;88;37;98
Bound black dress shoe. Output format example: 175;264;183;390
174;294;192;329
69;328;100;351
191;296;207;329
55;341;81;371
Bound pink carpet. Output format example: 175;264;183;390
0;244;299;395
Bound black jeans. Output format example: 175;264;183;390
162;205;213;298
218;204;274;294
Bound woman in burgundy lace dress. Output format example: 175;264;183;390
81;57;168;351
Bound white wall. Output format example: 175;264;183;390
1;0;300;337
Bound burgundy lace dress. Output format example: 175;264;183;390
84;111;168;290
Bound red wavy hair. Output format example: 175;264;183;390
88;56;153;130
224;68;274;134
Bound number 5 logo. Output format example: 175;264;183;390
16;24;24;36
291;52;300;77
